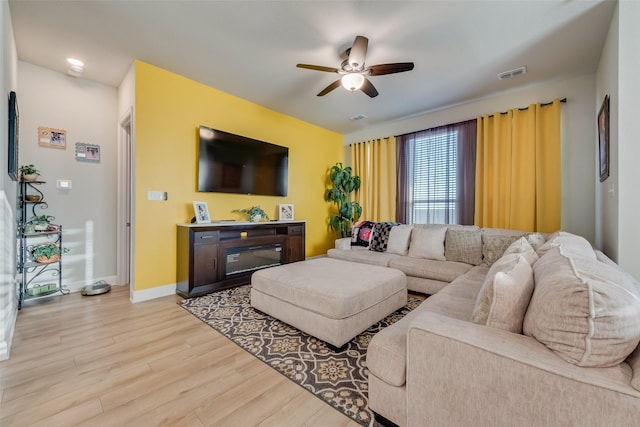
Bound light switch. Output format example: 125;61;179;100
57;179;72;189
148;191;165;201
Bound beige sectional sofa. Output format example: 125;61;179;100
328;224;640;426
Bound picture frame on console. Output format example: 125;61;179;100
193;201;211;224
278;204;294;220
598;94;610;182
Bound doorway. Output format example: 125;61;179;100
117;109;133;293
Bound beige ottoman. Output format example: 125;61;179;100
250;257;407;348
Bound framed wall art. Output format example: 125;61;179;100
38;126;67;149
7;91;19;181
193;201;211;224
75;143;101;162
278;204;294;220
597;94;610;182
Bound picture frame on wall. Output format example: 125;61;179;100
278;204;294;220
193;201;211;224
38;126;67;149
7;91;19;181
598;94;610;182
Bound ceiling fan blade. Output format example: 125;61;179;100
297;64;339;73
367;62;415;76
360;78;378;98
317;79;342;96
348;36;368;69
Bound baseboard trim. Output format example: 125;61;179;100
130;283;176;303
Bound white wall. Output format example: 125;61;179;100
344;74;597;242
1;0;19;361
616;0;640;279
596;5;618;259
18;61;118;292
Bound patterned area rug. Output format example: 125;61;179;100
179;285;423;426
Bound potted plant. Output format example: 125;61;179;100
232;206;269;222
20;164;40;182
28;242;69;264
325;162;362;238
27;215;56;231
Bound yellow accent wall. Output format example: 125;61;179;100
134;61;343;290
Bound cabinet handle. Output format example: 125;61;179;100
213;258;217;271
200;235;216;240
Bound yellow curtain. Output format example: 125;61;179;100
474;99;561;232
350;137;397;222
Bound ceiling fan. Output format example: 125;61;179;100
297;35;414;98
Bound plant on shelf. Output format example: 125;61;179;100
28;242;69;264
325;162;362;238
27;215;56;231
20;164;40;182
232;206;269;222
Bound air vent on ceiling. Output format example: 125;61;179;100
497;66;527;80
350;114;368;121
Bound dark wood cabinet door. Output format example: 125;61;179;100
193;243;219;287
286;235;304;262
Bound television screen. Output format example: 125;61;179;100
197;126;288;196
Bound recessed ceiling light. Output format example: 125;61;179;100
66;57;84;67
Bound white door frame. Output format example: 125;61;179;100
117;108;134;294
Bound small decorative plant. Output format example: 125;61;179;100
28;242;69;264
27;215;56;231
325;162;362;238
232;206;269;222
20;164;39;181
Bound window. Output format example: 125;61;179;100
397;120;476;225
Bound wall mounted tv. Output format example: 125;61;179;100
197;125;288;196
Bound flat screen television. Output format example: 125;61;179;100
197;125;288;196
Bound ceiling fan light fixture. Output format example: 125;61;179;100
341;73;365;91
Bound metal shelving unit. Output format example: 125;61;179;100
17;180;69;309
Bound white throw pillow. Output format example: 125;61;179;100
472;254;535;333
386;225;413;255
502;237;539;265
408;226;447;261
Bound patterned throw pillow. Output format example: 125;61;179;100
444;228;483;265
351;221;376;247
369;222;401;252
481;229;525;266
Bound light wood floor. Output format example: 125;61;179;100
0;285;361;427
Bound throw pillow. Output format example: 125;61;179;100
502;237;539;265
536;231;596;260
408;226;447;261
524;233;546;252
369;222;401;252
351;221;376;247
386;225;413;255
523;246;640;367
481;229;525;266
444;228;482;265
472;254;535;333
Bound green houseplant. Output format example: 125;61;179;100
20;164;40;182
232;206;269;222
325;162;362;238
28;242;69;264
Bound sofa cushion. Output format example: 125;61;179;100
525;232;546;252
524;246;640;367
481;228;526;266
388;257;473;283
471;254;534;333
628;346;640;392
351;220;376;247
503;236;539;265
444;228;482;266
536;230;596;260
408;225;447;261
327;248;400;267
369;222;401;252
387;224;413;255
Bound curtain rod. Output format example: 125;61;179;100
490;98;566;117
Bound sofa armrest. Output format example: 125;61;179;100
406;311;640;427
334;237;352;250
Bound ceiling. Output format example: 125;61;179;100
8;0;616;135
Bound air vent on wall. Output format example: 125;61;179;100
497;66;527;80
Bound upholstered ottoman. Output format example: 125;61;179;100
250;257;407;348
